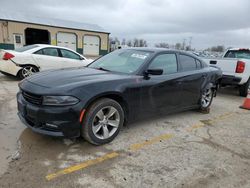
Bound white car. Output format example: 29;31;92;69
0;44;93;79
203;48;250;96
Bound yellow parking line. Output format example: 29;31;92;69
187;122;205;132
45;112;236;181
46;152;119;181
129;133;174;151
187;112;235;132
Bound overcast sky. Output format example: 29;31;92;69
1;0;250;49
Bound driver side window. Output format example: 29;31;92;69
148;53;178;75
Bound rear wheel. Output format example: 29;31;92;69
18;65;38;79
239;79;250;97
200;87;214;111
81;98;124;145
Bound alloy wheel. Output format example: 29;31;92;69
21;66;37;78
92;106;120;140
201;88;213;108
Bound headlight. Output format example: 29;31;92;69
43;96;79;106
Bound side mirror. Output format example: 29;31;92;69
145;69;163;76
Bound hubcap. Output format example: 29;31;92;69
92;106;120;140
201;88;213;108
22;66;37;78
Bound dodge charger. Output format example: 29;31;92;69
17;48;222;145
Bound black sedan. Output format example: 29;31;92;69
17;48;222;145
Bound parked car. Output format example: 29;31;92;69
0;44;93;79
203;48;250;96
17;48;222;145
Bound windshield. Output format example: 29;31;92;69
88;49;153;74
15;45;39;52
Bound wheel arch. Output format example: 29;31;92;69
84;92;129;122
18;64;40;70
17;64;40;78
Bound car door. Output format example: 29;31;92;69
59;49;88;68
178;53;207;106
140;53;183;114
32;48;63;70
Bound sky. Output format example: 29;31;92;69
1;0;250;50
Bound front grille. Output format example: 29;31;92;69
22;91;42;105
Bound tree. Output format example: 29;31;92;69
121;38;126;46
127;40;132;47
114;37;120;45
175;43;181;50
139;39;148;47
155;43;169;48
132;38;139;47
206;45;225;52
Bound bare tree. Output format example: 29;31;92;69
175;43;181;50
132;38;139;47
139;39;148;47
114;37;120;45
127;40;132;47
155;43;169;48
206;45;225;52
121;38;126;46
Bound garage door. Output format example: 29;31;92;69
57;32;77;51
83;36;100;56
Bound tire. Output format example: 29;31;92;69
81;98;125;145
200;87;214;111
18;65;39;79
239;79;250;97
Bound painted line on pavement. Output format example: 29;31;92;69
46;152;119;181
129;133;174;151
46;133;174;181
187;112;235;132
46;111;237;181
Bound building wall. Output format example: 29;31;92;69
0;21;109;55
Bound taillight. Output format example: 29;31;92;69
235;61;245;73
3;52;15;60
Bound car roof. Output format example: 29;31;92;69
227;48;250;51
36;44;67;49
35;44;82;52
125;47;197;56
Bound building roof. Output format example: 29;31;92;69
0;10;109;33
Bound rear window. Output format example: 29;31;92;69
224;50;250;59
179;54;197;71
15;45;38;52
60;49;81;60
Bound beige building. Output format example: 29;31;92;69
0;12;110;57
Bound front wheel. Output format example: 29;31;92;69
81;98;125;145
18;65;38;79
200;87;214;111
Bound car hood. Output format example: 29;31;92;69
25;67;132;88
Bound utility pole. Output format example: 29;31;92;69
189;36;193;50
182;39;186;50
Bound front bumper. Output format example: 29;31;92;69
17;92;83;138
